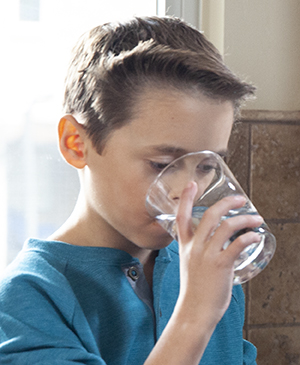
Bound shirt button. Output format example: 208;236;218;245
127;266;139;281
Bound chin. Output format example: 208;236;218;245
141;231;174;251
126;221;175;251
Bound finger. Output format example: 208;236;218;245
209;214;264;253
194;195;247;243
223;230;262;263
176;181;198;244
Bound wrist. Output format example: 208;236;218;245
171;299;218;344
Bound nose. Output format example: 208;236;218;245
166;168;204;202
167;172;191;201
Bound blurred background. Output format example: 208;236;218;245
0;1;300;363
0;0;157;267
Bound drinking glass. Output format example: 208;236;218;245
146;150;276;284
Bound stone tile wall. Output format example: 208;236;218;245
227;111;300;364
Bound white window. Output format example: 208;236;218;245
0;0;158;271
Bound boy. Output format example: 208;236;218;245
0;16;262;364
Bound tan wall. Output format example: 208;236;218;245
227;111;300;364
199;1;300;362
224;0;300;111
201;0;300;111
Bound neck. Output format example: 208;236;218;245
48;190;158;264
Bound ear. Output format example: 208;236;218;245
58;115;87;169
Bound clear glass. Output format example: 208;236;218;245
146;150;276;285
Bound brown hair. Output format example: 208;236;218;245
63;16;255;153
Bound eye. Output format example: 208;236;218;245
197;163;216;174
196;157;218;174
149;161;170;172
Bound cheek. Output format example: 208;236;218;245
86;155;158;222
92;169;149;216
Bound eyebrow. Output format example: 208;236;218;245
148;145;189;155
147;144;228;158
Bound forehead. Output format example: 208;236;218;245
104;87;234;155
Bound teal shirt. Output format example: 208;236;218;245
0;239;256;364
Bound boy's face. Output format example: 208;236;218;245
81;87;234;255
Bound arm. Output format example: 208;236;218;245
145;182;262;365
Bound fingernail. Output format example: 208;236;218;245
233;195;246;202
253;233;262;242
253;215;264;223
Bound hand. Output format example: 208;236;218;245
145;182;263;365
175;182;263;326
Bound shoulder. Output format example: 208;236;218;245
0;240;103;363
0;240;81;358
0;239;76;319
1;238;69;285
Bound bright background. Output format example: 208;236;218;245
0;0;158;271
